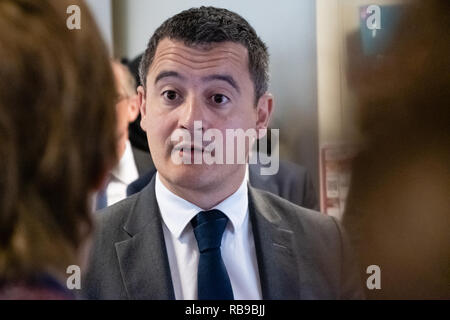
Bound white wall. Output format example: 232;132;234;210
114;0;319;192
85;0;113;54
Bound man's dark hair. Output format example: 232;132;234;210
139;6;269;104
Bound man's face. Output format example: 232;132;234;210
138;38;272;194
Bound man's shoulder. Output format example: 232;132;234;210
250;186;339;238
251;187;364;299
278;159;308;177
84;192;144;300
251;186;325;220
95;192;140;231
274;160;311;192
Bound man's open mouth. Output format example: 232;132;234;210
173;144;204;153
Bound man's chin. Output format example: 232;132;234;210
162;164;219;189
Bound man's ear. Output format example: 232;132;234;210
137;85;147;132
127;94;140;123
255;93;274;139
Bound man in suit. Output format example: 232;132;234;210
94;61;156;210
83;7;363;299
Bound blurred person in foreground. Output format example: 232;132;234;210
343;0;450;299
94;61;155;210
0;0;117;299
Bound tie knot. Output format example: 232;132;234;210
191;209;229;253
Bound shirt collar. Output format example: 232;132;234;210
111;140;138;184
155;171;248;239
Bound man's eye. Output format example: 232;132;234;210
210;94;230;105
162;90;179;101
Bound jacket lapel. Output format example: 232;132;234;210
115;177;175;299
248;185;301;299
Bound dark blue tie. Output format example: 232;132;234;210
191;209;234;300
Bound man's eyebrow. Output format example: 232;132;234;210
154;71;185;84
202;74;241;94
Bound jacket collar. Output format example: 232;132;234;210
116;176;175;299
248;186;301;299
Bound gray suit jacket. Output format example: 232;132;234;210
131;146;154;176
249;160;318;210
83;176;363;300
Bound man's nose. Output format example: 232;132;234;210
178;95;207;131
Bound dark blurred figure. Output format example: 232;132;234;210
127;53;149;152
343;0;450;299
0;0;117;299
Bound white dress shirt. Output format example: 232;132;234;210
155;171;262;300
106;140;139;206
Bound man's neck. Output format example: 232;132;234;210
158;169;247;210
